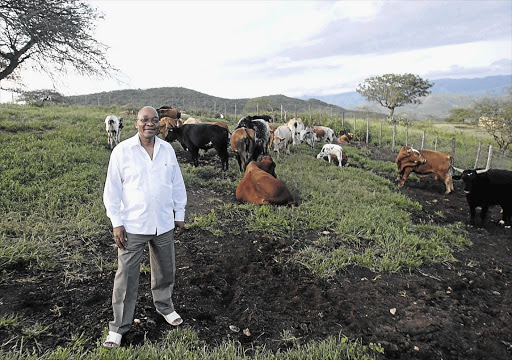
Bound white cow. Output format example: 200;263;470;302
272;125;293;155
300;126;336;148
316;144;345;168
287;118;305;145
105;115;123;149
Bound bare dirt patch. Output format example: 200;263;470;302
1;144;511;359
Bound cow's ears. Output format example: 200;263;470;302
452;175;462;180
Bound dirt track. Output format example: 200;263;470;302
0;144;511;359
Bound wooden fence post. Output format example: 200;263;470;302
342;112;345;128
379;120;382;147
452;138;456;157
392;122;396;152
421;131;426;149
486;145;493;169
435;135;438;151
353;114;356;131
366;117;369;145
474;142;482;169
406;123;409;146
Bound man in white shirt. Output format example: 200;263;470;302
102;106;187;348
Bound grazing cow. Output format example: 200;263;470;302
287;118;305;145
105;115;123;149
235;116;271;157
300;126;336;148
230;127;256;172
452;168;512;226
316;144;346;168
338;133;354;144
272;125;293;155
157;106;181;120
165;123;229;171
236;156;295;205
159;116;184;138
396;146;454;194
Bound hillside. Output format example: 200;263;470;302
65;87;378;120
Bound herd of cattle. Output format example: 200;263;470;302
104;108;512;227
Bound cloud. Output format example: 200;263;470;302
278;1;512;60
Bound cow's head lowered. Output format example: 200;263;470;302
396;146;427;172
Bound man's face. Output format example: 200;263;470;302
136;108;160;139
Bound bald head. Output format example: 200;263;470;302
137;106;158;120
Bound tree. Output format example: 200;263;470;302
356;73;433;119
19;89;65;106
0;0;116;88
473;91;512;153
243;97;276;117
447;107;476;123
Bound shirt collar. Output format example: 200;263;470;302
128;133;163;154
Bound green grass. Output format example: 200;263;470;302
1;103;510;358
0;329;383;359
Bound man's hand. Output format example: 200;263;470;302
113;226;127;249
174;221;185;237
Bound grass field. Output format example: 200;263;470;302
0;104;510;359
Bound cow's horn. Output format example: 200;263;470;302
476;168;490;174
451;166;464;173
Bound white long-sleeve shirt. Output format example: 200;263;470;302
103;133;187;235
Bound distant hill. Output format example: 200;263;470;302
300;75;512;120
65;87;378;120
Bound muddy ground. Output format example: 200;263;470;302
1;143;511;359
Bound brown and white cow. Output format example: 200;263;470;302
338;132;354;144
287;118;305;145
316;144;347;168
300;126;336;148
236;156;295;205
396;146;455;194
230;127;257;172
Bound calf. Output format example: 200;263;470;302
453;168;512;226
230;127;256;172
273;125;293;155
236;156;294;205
105;115;123;149
165;123;229;171
395;146;455;194
316;144;346;168
300;126;336;148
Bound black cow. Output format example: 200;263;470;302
453;168;512;226
165;124;229;171
235;116;271;157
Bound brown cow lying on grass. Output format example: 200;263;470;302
236;156;295;205
337;132;354;144
396;146;455;194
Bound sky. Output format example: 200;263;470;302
3;0;512;101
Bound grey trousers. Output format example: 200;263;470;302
109;230;176;335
